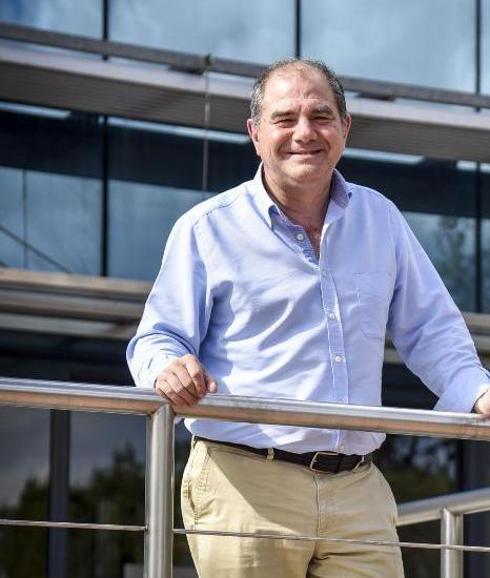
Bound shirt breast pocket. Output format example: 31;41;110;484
354;272;393;340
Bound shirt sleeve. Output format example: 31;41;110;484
386;202;490;412
126;215;213;388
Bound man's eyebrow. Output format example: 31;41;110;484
269;104;336;120
312;104;335;115
269;109;295;120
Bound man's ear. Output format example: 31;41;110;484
246;118;261;157
342;114;352;140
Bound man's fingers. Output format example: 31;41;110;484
154;355;217;408
204;372;218;393
156;371;199;407
182;355;207;397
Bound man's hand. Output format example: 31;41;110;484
155;354;217;409
473;389;490;414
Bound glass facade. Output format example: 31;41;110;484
0;0;102;37
301;0;476;91
110;0;295;63
0;105;103;275
483;165;490;312
69;412;146;578
1;2;490;577
483;0;490;94
0;408;50;578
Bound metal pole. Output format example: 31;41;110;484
441;508;464;578
145;404;174;578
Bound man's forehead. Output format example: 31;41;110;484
262;67;335;104
269;100;334;117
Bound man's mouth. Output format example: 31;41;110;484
287;149;323;157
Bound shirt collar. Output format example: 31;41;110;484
250;163;352;228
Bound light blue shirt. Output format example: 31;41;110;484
127;167;490;454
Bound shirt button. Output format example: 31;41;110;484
296;233;305;241
334;355;343;363
328;311;336;320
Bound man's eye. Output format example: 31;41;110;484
275;118;294;126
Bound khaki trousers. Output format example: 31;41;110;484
181;438;404;578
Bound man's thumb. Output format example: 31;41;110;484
205;373;218;393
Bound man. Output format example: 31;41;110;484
127;59;490;578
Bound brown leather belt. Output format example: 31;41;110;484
195;436;372;474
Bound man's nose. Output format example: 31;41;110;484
293;117;316;142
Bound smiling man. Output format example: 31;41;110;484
127;59;490;578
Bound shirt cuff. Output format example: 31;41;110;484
434;367;490;413
138;354;178;389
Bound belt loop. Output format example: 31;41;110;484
334;454;344;473
266;448;274;461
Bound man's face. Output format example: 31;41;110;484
247;66;351;193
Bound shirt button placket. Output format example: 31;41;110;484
320;264;349;449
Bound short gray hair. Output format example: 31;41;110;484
250;58;347;125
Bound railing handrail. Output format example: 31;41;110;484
398;487;490;527
1;377;490;441
2;376;490;578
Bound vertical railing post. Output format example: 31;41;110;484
441;508;464;578
145;404;174;578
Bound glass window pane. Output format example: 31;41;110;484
110;0;294;64
0;407;50;578
109;181;211;280
482;165;490;313
404;212;476;311
108;119;207;280
0;105;103;275
0;0;102;37
108;119;258;280
302;0;476;91
483;0;490;94
25;171;102;274
69;412;145;577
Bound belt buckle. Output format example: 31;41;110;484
309;451;338;473
351;455;366;472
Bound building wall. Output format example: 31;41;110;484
1;2;490;577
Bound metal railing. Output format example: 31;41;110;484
399;487;490;577
2;377;490;577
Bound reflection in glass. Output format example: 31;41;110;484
0;167;102;275
0;0;102;37
69;412;145;577
405;213;476;311
483;0;490;94
0;408;50;578
482;167;490;313
109;182;211;280
302;0;475;91
0;106;103;275
110;0;294;63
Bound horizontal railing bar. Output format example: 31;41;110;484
178;395;490;441
2;378;490;441
0;518;145;532
2;22;490;109
0;377;161;415
398;487;490;526
174;528;490;554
